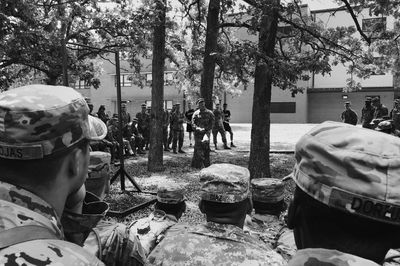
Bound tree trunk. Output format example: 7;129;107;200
248;1;279;179
200;0;221;109
148;0;166;172
58;0;68;86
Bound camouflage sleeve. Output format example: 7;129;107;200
61;192;109;246
99;222;147;266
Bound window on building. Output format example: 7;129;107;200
71;80;90;90
115;74;133;87
144;72;175;86
165;100;173;110
362;17;386;32
271;102;296;113
145;73;152;86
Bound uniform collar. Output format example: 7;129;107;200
0;181;63;238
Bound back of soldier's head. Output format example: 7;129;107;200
251;178;286;216
287;121;400;263
155;184;186;219
0;85;107;186
199;164;252;226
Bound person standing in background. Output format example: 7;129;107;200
185;102;195;147
223;103;236;147
340;101;358;125
361;98;374;128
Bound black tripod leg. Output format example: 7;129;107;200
122;168;142;192
110;168;121;184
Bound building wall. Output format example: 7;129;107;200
76;55;184;118
307;8;395;123
225;79;308;123
308;89;394;123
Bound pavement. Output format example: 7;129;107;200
122;123;317;165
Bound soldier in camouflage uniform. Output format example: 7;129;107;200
340;101;358;125
286;121;400;265
136;103;150;150
170;103;185;154
372;97;389;119
191;98;215;169
121;103;131;127
167;104;176;149
361;97;374;128
0;85;107;265
212;103;230;150
148;163;286;265
244;178;293;260
129;184;186;256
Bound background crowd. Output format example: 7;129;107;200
87;99;237;164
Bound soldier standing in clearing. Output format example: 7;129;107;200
191;98;215;169
340;101;358;125
287;121;400;266
223;103;236;147
361;97;374;128
121;103;131;127
136;103;150;150
0;85;107;265
212;103;230;150
185;102;195;146
148;163;286;265
170;103;185;154
167;104;176;149
372;97;389;119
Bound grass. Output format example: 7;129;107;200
104;151;296;225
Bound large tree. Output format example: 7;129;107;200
0;0;149;90
148;0;167;171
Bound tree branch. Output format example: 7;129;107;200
340;0;371;45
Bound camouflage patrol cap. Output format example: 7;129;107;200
288;121;400;225
288;248;379;266
251;178;284;203
0;85;107;160
141;103;147;108
365;97;372;102
200;163;250;203
157;184;185;204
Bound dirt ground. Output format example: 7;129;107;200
104;149;296;225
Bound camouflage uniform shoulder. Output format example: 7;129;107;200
84;220;146;266
148;222;285;266
288;248;379;266
0;239;104;265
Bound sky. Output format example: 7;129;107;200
301;0;340;11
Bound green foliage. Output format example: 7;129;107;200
0;0;150;90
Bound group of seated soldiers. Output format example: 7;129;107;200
89;103;149;162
